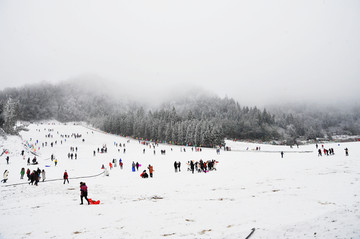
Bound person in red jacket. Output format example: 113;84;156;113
80;182;90;205
63;170;69;184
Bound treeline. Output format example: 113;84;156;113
1;82;360;145
102;108;225;147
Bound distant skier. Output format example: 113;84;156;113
63;170;69;184
6;156;9;164
177;162;181;172
136;162;139;171
55;159;58;166
80;182;90;205
345;148;349;156
281;151;284;158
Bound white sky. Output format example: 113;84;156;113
0;0;359;105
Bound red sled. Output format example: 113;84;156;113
88;198;100;205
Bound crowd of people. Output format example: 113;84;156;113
2;122;357;209
27;167;46;186
187;159;218;174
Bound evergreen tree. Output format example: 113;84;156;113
3;97;19;134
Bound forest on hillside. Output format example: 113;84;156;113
1;82;360;146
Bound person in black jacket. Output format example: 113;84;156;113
174;161;178;172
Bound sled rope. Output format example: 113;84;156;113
2;171;104;187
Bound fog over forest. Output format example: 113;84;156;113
1;80;360;148
1;1;360;145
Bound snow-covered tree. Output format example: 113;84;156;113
3;97;19;134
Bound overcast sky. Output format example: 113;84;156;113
0;0;359;106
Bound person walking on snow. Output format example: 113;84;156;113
63;170;69;184
132;162;136;172
20;168;25;179
318;149;322;156
190;161;195;174
80;182;90;205
26;168;30;180
1;170;9;183
148;164;154;178
34;171;39;186
41;169;46;182
174;161;178;172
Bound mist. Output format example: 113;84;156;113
0;0;359;107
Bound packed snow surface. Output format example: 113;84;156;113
0;121;359;239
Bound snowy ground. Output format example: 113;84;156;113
0;121;359;239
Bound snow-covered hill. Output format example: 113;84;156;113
0;121;359;239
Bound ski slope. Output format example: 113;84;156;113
0;121;359;239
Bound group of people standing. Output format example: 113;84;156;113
188;159;217;174
316;144;350;157
27;167;46;186
318;148;335;156
174;161;181;172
